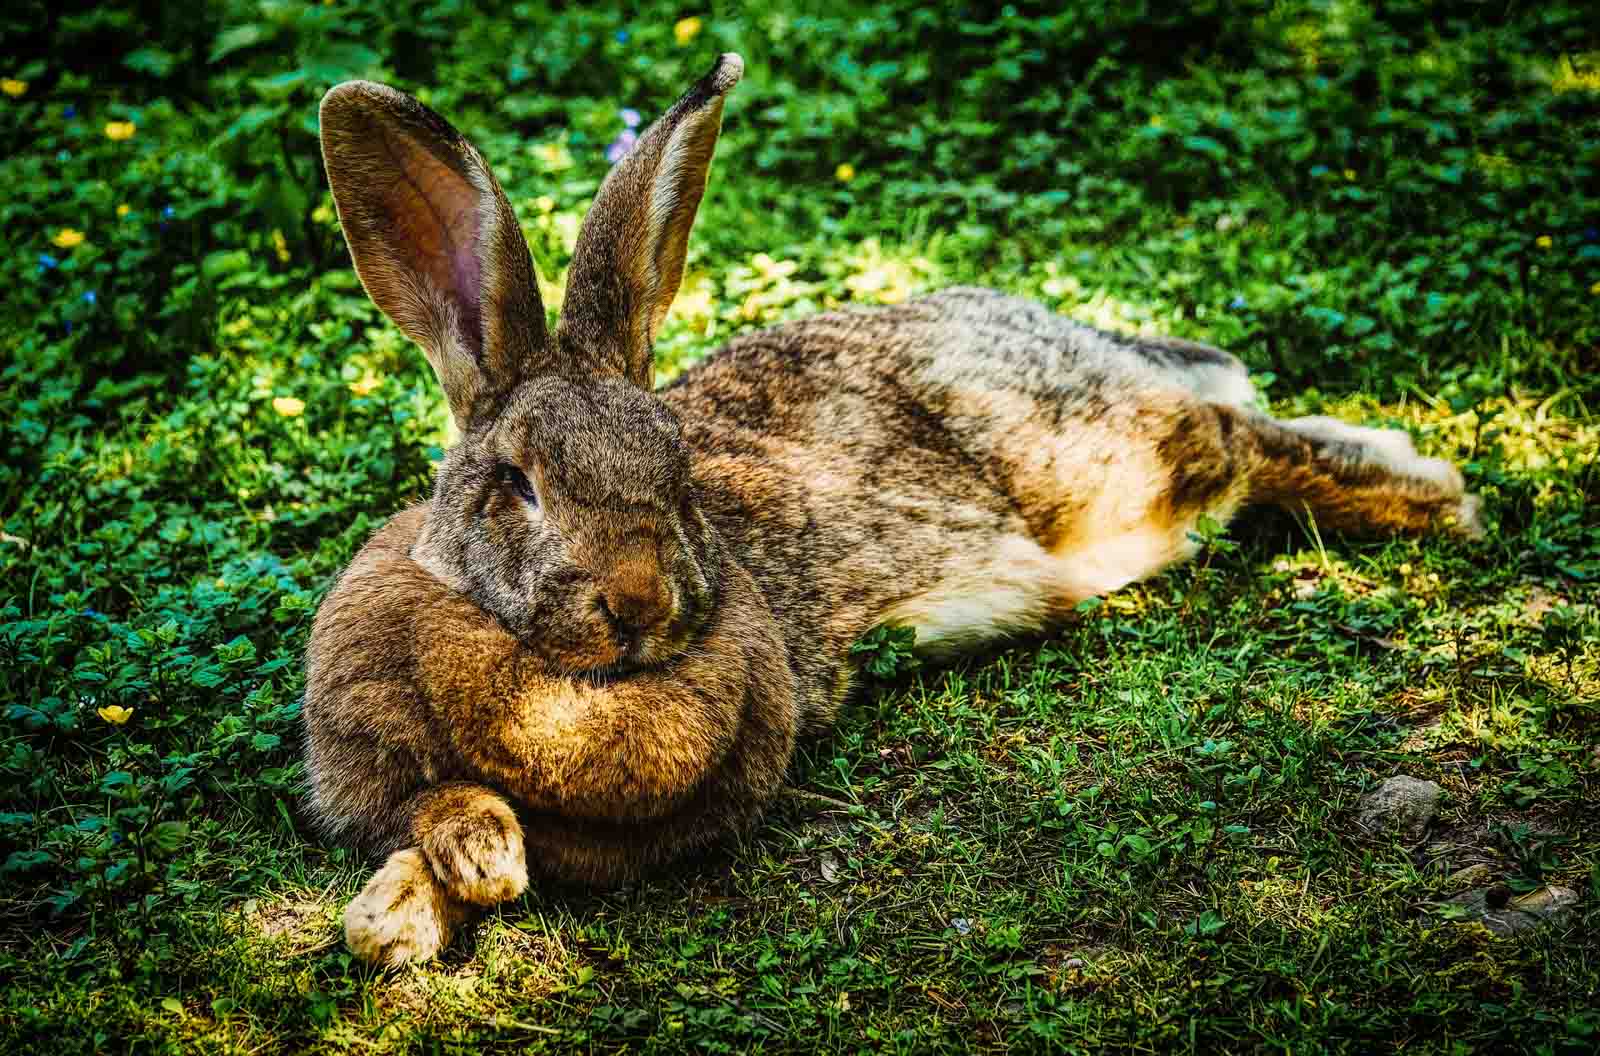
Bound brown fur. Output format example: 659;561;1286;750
307;56;1482;964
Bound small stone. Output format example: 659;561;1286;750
1441;885;1579;936
1062;957;1087;970
1356;775;1443;842
1447;863;1494;888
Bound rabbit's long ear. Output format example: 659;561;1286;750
558;54;743;389
320;81;546;429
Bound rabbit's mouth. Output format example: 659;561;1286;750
583;582;718;682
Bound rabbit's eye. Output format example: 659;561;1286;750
494;462;538;505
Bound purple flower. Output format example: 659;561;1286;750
615;29;630;43
620;107;641;129
604;129;638;164
38;253;59;271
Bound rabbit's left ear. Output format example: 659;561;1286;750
558;53;743;389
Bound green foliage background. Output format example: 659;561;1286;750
1;1;1597;1052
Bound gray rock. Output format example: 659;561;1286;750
1446;863;1494;888
1441;885;1578;936
1356;775;1443;842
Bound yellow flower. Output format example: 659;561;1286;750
272;229;290;264
348;373;381;397
1591;280;1600;295
104;120;137;141
312;202;335;225
835;163;856;182
533;141;572;172
1397;563;1413;576
97;705;133;725
674;16;702;45
1534;235;1552;249
1;78;27;98
1148;114;1163;127
535;195;556;213
1343;168;1357;181
116;203;131;218
52;228;85;249
272;396;305;417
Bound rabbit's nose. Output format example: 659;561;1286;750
599;563;673;637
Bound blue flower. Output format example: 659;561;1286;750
83;290;97;305
1230;295;1247;310
604;129;638;164
38;253;59;271
620;107;641;129
162;205;176;219
615;29;630;43
1586;226;1599;242
1309;165;1330;177
63;104;77;118
65;321;74;334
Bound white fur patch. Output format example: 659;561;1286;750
885;507;1234;656
1286;416;1464;491
881;535;1075;652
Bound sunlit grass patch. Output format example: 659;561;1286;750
2;0;1596;1051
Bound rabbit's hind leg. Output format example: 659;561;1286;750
343;784;528;966
1245;413;1483;538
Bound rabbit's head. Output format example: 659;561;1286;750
319;55;743;676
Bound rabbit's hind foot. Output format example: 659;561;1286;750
344;847;474;967
1250;414;1484;539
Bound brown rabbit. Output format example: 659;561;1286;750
305;53;1481;966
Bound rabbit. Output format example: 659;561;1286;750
305;53;1482;966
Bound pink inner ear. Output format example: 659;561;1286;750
387;135;484;357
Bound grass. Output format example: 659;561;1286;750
2;1;1598;1052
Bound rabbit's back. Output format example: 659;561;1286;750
664;287;1259;727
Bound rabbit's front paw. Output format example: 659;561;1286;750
344;848;456;966
420;797;529;907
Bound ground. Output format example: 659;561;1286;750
1;1;1597;1053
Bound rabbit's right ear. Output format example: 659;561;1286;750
557;54;743;389
319;81;546;430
